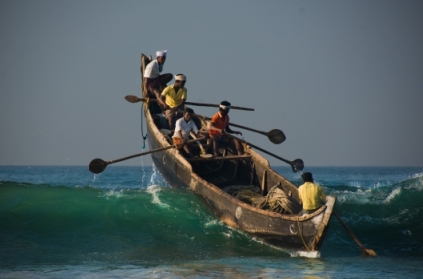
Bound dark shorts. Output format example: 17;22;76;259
210;134;230;143
146;77;161;92
146;73;173;93
164;109;183;119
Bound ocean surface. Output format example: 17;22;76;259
1;164;422;278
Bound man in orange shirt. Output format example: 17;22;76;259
209;100;243;157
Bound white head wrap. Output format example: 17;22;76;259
174;74;186;81
219;104;231;110
156;50;167;57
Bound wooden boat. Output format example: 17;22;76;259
139;54;336;252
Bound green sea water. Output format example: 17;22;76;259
1;166;422;278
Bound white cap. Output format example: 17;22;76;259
156;50;167;57
174;74;186;81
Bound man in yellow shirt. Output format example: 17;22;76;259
298;172;326;215
160;74;187;130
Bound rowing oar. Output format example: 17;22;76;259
228;123;285;144
333;211;377;257
88;138;205;174
125;95;254;111
192;113;286;144
225;133;304;172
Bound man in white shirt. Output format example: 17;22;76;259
143;50;173;101
172;108;200;158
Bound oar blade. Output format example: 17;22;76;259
268;129;286;144
291;159;304;173
200;153;213;159
363;248;377;257
125;95;142;103
89;158;108;174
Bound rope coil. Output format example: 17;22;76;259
232;185;301;214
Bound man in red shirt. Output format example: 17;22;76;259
209;101;243;157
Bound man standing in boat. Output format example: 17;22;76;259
172;108;200;158
298;172;326;215
160;74;187;130
143;50;173;100
209;101;243;157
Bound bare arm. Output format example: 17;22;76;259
171;99;186;112
209;121;223;134
225;125;242;136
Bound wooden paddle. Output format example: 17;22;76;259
89;138;205;174
333;211;377;257
228;123;286;144
225;133;304;172
190;132;213;158
192;113;286;144
125;95;255;111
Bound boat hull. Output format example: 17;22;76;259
144;103;335;251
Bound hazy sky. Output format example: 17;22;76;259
1;0;422;167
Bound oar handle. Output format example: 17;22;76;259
227;122;266;135
224;133;288;164
185;102;254;111
240;138;291;164
333;211;377;257
192;113;285;144
193;114;260;133
125;95;254;111
109;137;205;165
106;145;173;165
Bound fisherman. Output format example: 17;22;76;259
143;50;173;99
160;74;187;130
209;100;243;157
172;108;200;158
298;172;326;215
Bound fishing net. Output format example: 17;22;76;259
233;185;302;214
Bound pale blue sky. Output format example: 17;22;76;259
1;0;422;167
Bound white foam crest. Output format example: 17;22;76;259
139;152;147;188
335;188;373;204
411;172;423;179
348;181;364;188
222;230;233;238
146;185;169;208
384;187;401;203
246;235;319;258
290;250;321;258
103;189;125;198
149;164;159;186
92;173;100;183
204;219;220;228
406;173;423;191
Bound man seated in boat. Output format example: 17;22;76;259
172;108;200;158
209;101;243;157
298;172;327;215
143;50;173;114
159;74;187;130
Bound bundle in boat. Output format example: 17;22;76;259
233;185;302;214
